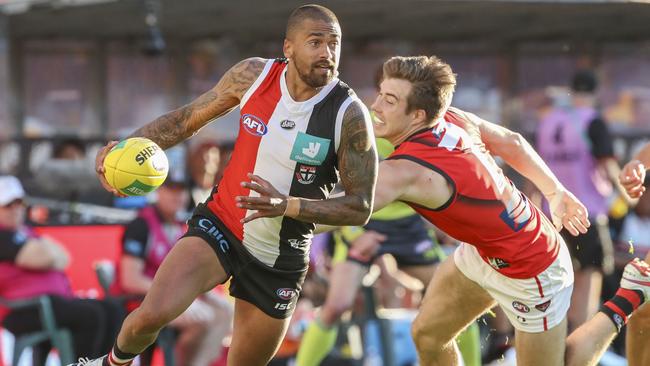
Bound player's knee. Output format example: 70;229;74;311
321;298;354;323
411;317;447;351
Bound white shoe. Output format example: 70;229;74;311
620;258;650;302
68;355;106;366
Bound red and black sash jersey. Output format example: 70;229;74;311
388;110;561;278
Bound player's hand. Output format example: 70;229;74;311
619;160;646;199
95;141;126;197
547;189;590;236
348;231;386;263
237;173;287;223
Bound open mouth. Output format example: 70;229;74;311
372;115;386;125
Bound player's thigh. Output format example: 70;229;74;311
227;298;291;366
414;256;495;341
139;236;228;323
515;317;567;366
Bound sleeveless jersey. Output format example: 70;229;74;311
536;106;612;216
388;110;561;278
205;58;364;270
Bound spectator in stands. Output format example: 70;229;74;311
33;137;109;205
115;177;232;366
536;70;624;331
0;175;123;359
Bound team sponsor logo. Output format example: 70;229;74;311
296;165;317;184
241;114;268;136
276;288;297;300
280;119;295;129
488;257;510;270
516;315;527;323
535;300;552;313
288;238;308;249
512;301;530;313
290;132;331;166
135;145;160;166
197;218;230;253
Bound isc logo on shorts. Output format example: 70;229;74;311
242;114;268;136
512;301;530;313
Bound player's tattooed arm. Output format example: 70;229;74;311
129;57;266;149
297;100;378;225
237;100;378;226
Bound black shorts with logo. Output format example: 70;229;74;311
182;205;307;319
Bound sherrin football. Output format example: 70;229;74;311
103;137;169;196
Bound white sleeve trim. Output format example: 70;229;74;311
239;59;274;109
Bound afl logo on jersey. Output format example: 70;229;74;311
242;114;268;136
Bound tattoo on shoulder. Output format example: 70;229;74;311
223;57;266;99
128;58;266;149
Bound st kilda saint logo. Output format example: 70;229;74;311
296;165;316;184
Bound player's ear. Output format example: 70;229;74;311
413;109;427;124
283;39;293;59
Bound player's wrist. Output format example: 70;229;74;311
283;197;301;218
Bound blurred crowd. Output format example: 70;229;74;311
1;61;650;366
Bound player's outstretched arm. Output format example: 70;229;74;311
128;57;266;149
94;58;266;195
237;100;378;226
451;107;589;235
620;142;650;198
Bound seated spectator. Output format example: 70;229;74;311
32;137;110;205
114;177;232;366
0;175;124;359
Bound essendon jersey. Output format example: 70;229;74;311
388;109;561;278
204;58;362;270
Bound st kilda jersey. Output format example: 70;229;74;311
388;109;562;279
205;58;364;270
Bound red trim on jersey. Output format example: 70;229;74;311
543;316;548;331
207;60;285;240
534;276;545;298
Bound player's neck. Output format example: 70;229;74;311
285;67;322;102
390;120;432;146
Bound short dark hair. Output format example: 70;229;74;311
383;56;457;122
571;70;598;93
286;4;339;39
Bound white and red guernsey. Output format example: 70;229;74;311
205;58;361;270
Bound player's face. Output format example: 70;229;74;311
0;199;25;229
371;78;418;144
284;19;341;88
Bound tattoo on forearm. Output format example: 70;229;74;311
129;58;265;149
295;101;378;225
